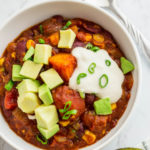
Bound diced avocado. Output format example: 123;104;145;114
40;69;63;90
58;29;76;48
20;60;43;79
12;64;24;81
35;105;59;130
94;98;112;115
37;124;59;139
38;84;53;105
18;92;41;114
121;57;135;74
23;46;35;61
17;79;40;95
34;44;52;65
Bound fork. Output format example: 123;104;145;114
85;0;150;61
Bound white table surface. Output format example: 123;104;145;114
0;0;150;150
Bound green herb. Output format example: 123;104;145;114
105;60;111;66
36;134;48;145
62;20;72;30
79;91;85;99
88;62;96;74
62;109;77;120
23;46;35;61
39;25;44;34
59;101;72;114
91;46;100;52
39;38;45;44
99;74;109;88
72;129;76;133
5;80;14;91
85;43;93;49
77;73;87;84
85;43;100;52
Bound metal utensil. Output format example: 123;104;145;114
85;0;150;61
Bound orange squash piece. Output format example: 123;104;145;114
26;40;35;49
49;32;60;46
92;34;104;46
49;53;77;82
69;25;78;35
77;31;92;42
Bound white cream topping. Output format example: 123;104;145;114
69;47;124;104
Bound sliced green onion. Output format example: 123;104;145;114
86;43;93;49
36;134;48;145
39;25;44;34
105;60;111;66
91;46;100;52
59;101;72;114
5;80;14;91
39;38;45;44
99;74;109;88
62;21;72;30
88;62;96;74
77;73;87;85
79;91;85;99
23;46;35;61
85;43;100;52
72;129;76;133
62;110;77;120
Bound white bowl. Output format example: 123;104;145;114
0;0;141;150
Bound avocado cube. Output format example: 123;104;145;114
34;44;52;65
23;46;35;61
12;64;25;81
39;84;53;105
94;98;112;115
20;60;43;80
58;29;76;48
121;57;135;74
35;105;59;130
40;69;63;90
17;79;40;95
37;124;59;139
18;92;41;114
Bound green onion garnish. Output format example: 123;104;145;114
5;80;14;91
85;43;100;52
86;43;93;49
36;134;48;145
39;38;45;44
79;91;85;99
77;73;87;85
99;74;109;88
23;46;35;61
88;62;96;74
62;109;77;120
72;129;76;133
59;101;72;114
62;21;72;30
39;25;43;34
91;46;100;52
105;60;111;66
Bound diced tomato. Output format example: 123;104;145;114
4;88;18;110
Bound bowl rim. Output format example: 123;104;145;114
0;0;142;150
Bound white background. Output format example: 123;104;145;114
0;0;150;150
